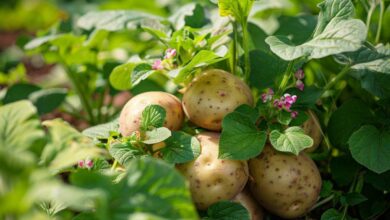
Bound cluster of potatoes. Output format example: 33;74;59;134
118;69;323;219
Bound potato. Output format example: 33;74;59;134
182;69;253;131
119;91;184;136
302;110;323;153
176;132;249;210
233;189;264;220
249;145;321;219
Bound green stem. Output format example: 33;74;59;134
323;65;351;91
63;66;95;124
110;160;118;171
375;0;385;43
231;20;239;76
310;194;335;211
277;61;295;96
366;2;377;37
241;20;251;83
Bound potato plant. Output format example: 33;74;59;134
0;0;390;219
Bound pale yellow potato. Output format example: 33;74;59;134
182;69;253;131
302;110;323;153
119;91;184;136
233;189;264;220
249;145;322;219
176;132;249;210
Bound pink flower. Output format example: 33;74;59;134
296;80;304;91
295;69;304;80
78;160;85;168
85;159;93;169
261;88;274;103
291;111;299;118
164;48;177;59
152;59;164;70
274;93;297;111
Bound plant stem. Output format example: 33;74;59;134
277;61;295;96
375;0;385;43
323;65;351;91
366;1;377;37
310;194;335;211
64;66;96;124
231;20;239;76
241;20;251;83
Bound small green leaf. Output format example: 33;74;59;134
3;83;41;104
132;63;155;87
219;112;267;160
270;127;313;155
206;200;249;220
161;131;200;164
340;192;367;206
348;125;390;174
143;127;171;145
321;208;342;220
141;105;166;131
82;119;119;140
320;180;333;198
109;63;136;90
218;0;254;23
29;88;67;115
277;111;292;125
109;142;144;165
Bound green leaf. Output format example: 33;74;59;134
24;34;64;50
206;201;249;220
143;127;172;145
169;3;207;30
141;105;166;131
77;10;165;31
365;171;390;191
286;86;322;108
340;192;367;206
82;119;119;140
266;19;367;61
219;112;267;160
334;43;390;65
132;63;156;87
170;50;226;83
234;104;259;123
0;101;44;173
269;127;313;155
218;0;254;23
109;62;136;90
330;155;360;186
328;99;374;148
161;131;201;164
321;208;343;220
109;142;144;165
29;88;67;115
249;50;288;90
3;83;41;104
348;125;390;174
277;111;292;126
313;0;354;37
275;15;317;45
320;180;333;198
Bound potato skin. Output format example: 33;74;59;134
119;91;184;136
302;111;323;153
233;189;264;220
249;145;321;219
176;132;249;210
182;69;253;131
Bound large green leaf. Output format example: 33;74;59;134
82;119;119;140
219;112;267;160
109;142;144;166
2;83;41;104
0;101;44;165
266;18;366;61
313;0;354;36
161;131;200;164
348;125;390;174
77;10;165;31
143;127;171;144
109;63;136;90
29;88;67;115
269;127;313;155
327;99;374;148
